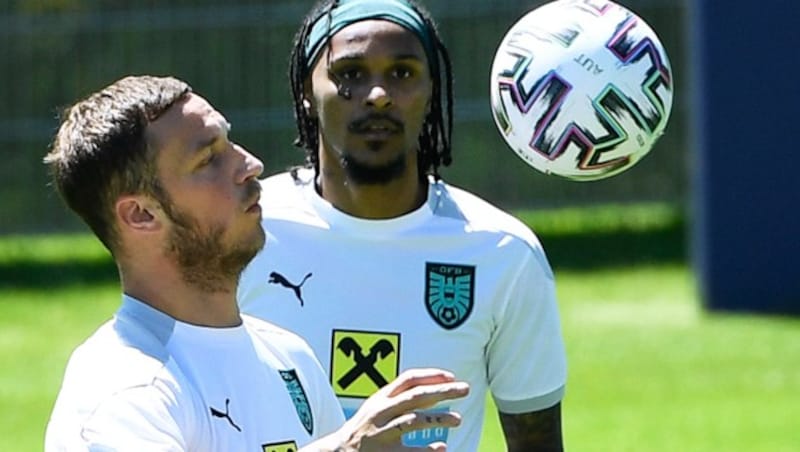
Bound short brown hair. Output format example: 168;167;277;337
45;75;191;254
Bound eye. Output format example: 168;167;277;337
339;68;362;81
197;145;226;170
393;66;414;79
198;151;216;168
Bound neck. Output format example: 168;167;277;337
316;143;429;219
120;260;242;328
317;168;428;219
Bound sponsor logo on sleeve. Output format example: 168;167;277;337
279;369;313;435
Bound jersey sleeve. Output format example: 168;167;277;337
486;245;567;414
46;381;203;452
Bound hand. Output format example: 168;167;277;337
306;368;469;451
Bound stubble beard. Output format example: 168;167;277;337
166;206;264;293
339;147;408;185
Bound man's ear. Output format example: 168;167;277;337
115;195;162;233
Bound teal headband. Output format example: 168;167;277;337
304;0;436;71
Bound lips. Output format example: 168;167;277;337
349;115;403;135
244;181;262;213
246;198;261;213
245;196;261;214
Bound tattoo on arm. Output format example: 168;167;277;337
499;403;563;452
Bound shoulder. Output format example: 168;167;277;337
433;179;544;249
46;319;199;449
60;318;175;394
431;179;554;279
52;298;199;409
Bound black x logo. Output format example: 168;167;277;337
336;337;395;389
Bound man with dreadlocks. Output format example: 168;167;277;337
238;0;567;450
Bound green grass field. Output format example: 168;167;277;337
1;204;798;451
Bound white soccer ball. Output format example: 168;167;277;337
489;0;674;181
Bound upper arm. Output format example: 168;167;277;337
487;249;567;412
489;245;566;451
78;384;193;451
499;403;563;452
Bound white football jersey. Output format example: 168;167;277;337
238;170;567;451
45;295;344;452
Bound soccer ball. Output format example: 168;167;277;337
489;0;673;181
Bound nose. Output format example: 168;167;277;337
234;144;264;183
364;83;393;110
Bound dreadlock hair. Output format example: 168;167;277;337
288;0;454;181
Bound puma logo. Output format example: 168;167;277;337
268;271;313;306
210;398;241;432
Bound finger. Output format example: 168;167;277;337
374;382;469;425
394;381;470;410
383;368;456;397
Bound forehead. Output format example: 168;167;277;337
326;19;426;60
146;93;227;157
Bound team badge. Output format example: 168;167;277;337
279;369;313;435
330;330;400;398
262;441;298;452
425;262;475;330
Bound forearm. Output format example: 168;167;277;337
499;403;563;452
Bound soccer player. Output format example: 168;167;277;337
44;75;468;451
237;0;568;450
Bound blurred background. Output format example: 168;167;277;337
0;0;688;234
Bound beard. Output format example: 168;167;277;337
164;204;264;293
339;148;408;185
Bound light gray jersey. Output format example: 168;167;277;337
239;170;567;451
46;295;344;451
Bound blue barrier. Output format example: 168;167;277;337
690;0;800;314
